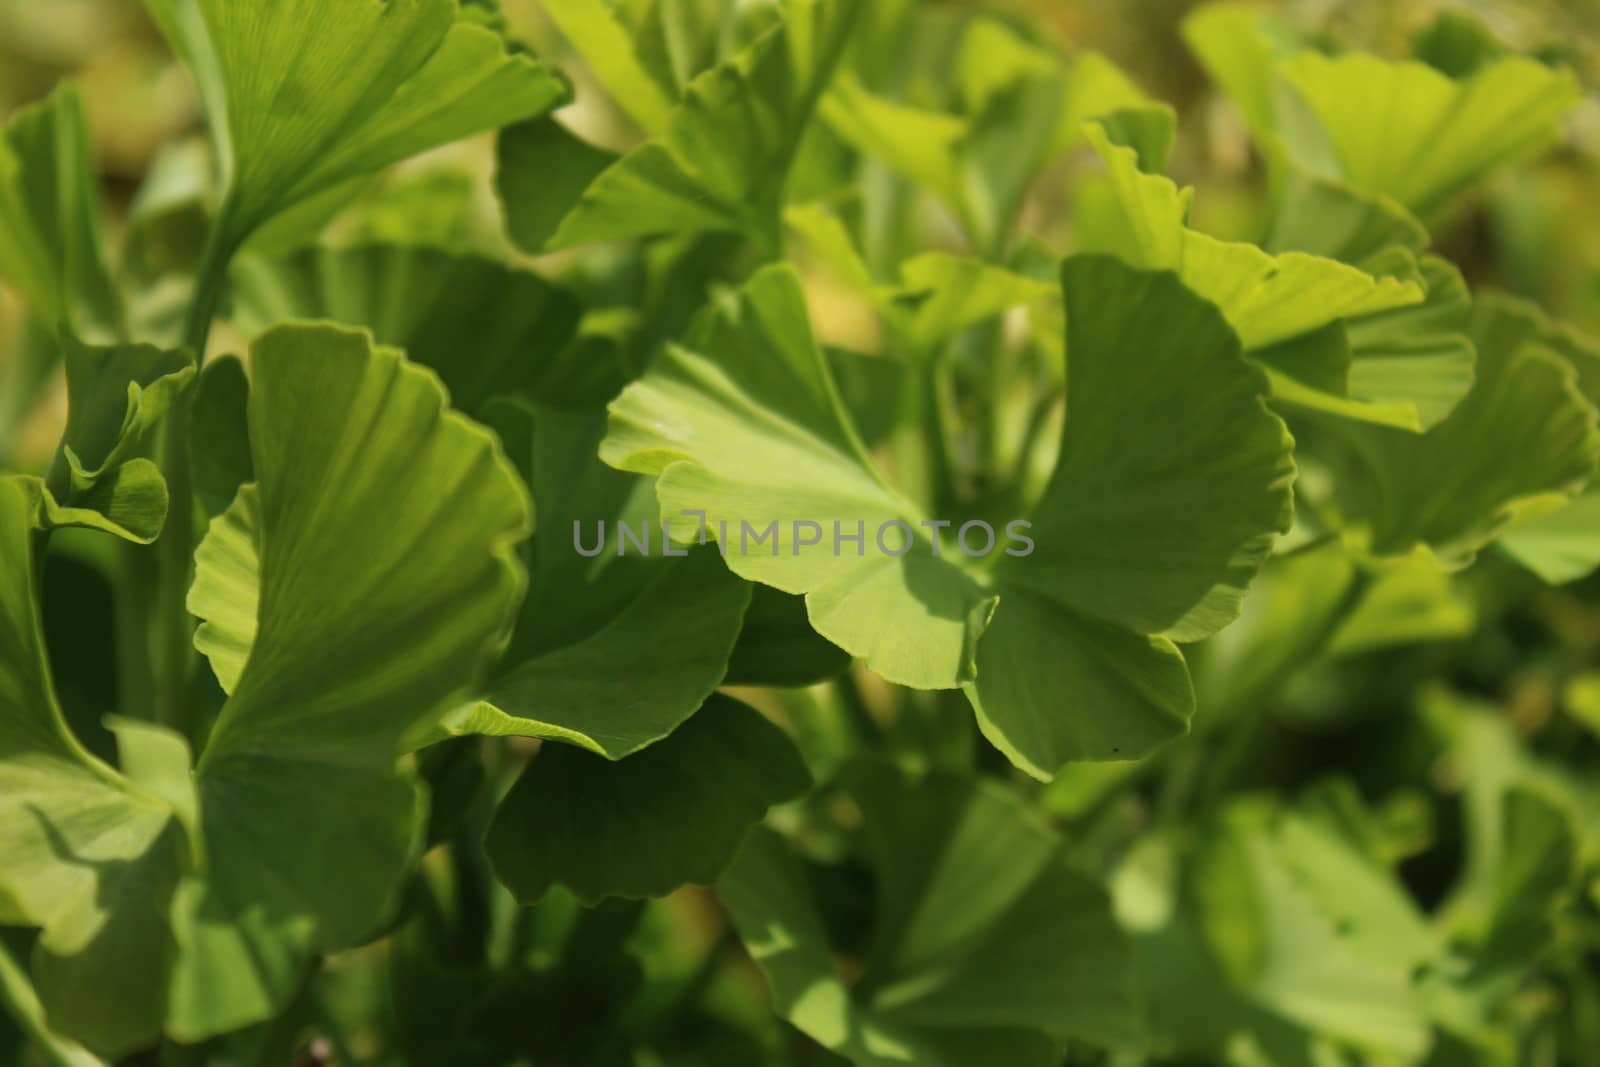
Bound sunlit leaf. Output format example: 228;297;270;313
602;264;997;690
539;0;678;135
510;0;860;253
1275;51;1578;217
143;0;568;247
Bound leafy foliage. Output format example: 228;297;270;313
3;1;1600;1065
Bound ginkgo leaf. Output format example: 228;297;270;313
0;941;105;1067
186;484;259;695
1321;295;1600;562
604;258;1291;774
496;118;618;255
421;402;752;760
822;28;1147;247
1497;489;1600;584
601;263;998;691
1261;158;1428;265
0;85;123;339
143;0;568;248
1252;252;1478;432
59;338;195;497
227;243;581;415
187;355;253;520
1192;800;1433;1059
966;257;1295;775
1182;2;1302;140
514;0;861;253
819;74;969;212
486;694;809;904
1078;116;1484;431
718;766;1140;1067
785;203;1055;352
0;476;203;1054
1274;51;1579;218
1340;254;1477;431
1079;119;1422;352
445;548;750;759
539;0;677;135
157;324;529;1040
1412;10;1509;78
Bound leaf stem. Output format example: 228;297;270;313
153;211;235;735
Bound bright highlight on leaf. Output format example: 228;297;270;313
142;0;569;248
506;0;861;253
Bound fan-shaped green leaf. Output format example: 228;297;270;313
966;257;1294;774
1080;121;1421;352
0;475;189;1056
143;0;568;247
518;0;860;253
725;584;851;686
601;263;998;691
0;941;105;1067
1322;296;1600;562
1275;52;1578;218
718;766;1139;1067
1182;3;1303;139
496;118;618;255
0;86;123;339
1498;489;1600;584
539;0;677;135
228;244;581;415
187;355;253;520
60;339;193;483
1192;802;1432;1058
487;695;809;904
823;29;1146;246
1261;160;1428;265
422;403;752;760
155;324;531;1039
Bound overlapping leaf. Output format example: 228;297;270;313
487;694;809;904
719;766;1139;1067
1191;800;1434;1059
0;325;532;1052
49;337;197;542
1275;52;1578;219
227;244;581;415
143;0;568;247
967;257;1295;774
0;86;123;339
1078;117;1463;429
425;403;752;759
1320;295;1600;563
1185;3;1579;220
537;0;677;135
822;18;1147;248
503;0;860;253
603;258;1292;774
0;477;190;1055
786;203;1056;353
602;263;997;691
